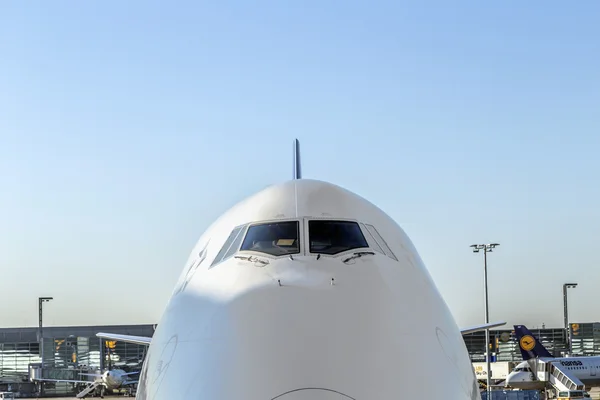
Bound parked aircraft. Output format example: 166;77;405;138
98;139;505;399
35;368;138;398
506;325;600;390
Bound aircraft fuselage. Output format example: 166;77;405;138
131;179;480;400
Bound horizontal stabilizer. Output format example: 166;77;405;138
460;321;506;335
96;332;152;346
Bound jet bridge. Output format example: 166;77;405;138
531;359;585;392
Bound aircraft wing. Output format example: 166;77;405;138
34;377;95;384
122;379;138;386
96;332;152;346
460;321;506;335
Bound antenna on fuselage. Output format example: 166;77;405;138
293;138;302;179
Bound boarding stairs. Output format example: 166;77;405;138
76;381;101;398
548;363;585;391
531;359;585;392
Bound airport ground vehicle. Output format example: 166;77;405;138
556;390;591;399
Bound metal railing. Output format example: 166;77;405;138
481;389;541;400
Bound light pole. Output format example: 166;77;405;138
471;243;500;399
38;297;53;367
563;283;577;355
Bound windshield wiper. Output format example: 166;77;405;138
234;255;270;266
343;251;376;263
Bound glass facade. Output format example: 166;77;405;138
0;342;40;379
462;326;570;362
42;336;100;370
40;336;147;371
570;322;600;356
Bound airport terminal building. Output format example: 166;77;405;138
0;322;599;396
462;322;600;362
0;324;153;396
462;322;600;384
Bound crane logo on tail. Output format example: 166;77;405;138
520;335;536;351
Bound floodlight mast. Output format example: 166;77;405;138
470;243;500;397
563;283;578;355
38;296;53;396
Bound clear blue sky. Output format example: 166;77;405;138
1;1;599;329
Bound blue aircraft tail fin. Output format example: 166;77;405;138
513;325;554;360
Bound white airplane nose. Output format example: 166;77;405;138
94;174;495;400
140;256;478;400
505;372;524;386
273;389;354;399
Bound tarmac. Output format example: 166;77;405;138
33;397;127;399
29;395;600;400
24;388;600;400
589;388;600;399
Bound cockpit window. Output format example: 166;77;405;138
240;221;300;256
363;224;398;261
513;366;531;372
308;220;369;255
210;223;248;268
359;223;384;254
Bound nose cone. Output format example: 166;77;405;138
139;257;479;400
505;372;515;386
273;388;355;399
505;372;539;390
